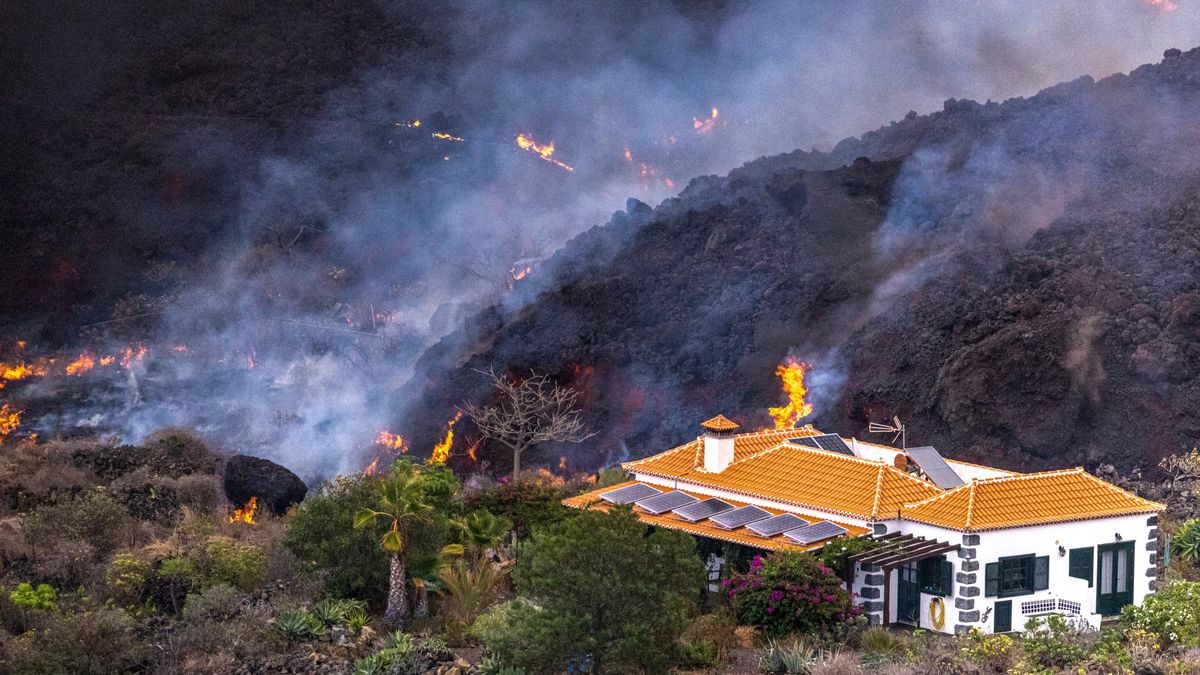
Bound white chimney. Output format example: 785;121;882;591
701;415;738;473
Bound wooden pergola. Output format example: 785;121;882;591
848;532;960;625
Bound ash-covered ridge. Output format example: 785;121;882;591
404;47;1200;474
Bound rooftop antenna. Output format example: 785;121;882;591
868;416;906;450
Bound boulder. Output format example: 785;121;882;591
223;455;307;515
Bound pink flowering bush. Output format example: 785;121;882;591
724;551;860;636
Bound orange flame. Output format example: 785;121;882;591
516;133;574;172
1147;0;1177;11
693;107;720;135
228;496;258;524
467;439;480;462
431;411;463;464
375;430;408;452
65;353;96;376
173;345;189;352
364;457;381;475
120;344;148;369
510;265;531;282
99;355;115;366
559;455;567;471
432;132;464;142
0;404;20;441
2;361;47;381
768;359;813;429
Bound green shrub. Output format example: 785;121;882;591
476;658;527;675
677;609;738;668
463;477;569;540
106;552;152;604
273;608;325;641
384;630;414;653
22;488;132;556
345;607;371;636
812;536;879;580
8;608;143;675
193;539;267;590
957;626;1014;672
1018;615;1092;671
312;598;349;626
1120;580;1200;647
725;552;860;636
181;583;241;623
859;626;906;663
1173;518;1200;563
9;582;57;610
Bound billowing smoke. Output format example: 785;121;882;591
4;0;1199;478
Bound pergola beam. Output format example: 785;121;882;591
870;542;959;568
849;534;925;562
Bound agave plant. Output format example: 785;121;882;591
1174;518;1200;563
344;608;371;636
352;654;387;675
758;638;818;675
312;598;348;626
274;608;325;641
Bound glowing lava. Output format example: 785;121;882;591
120;344;148;369
65;354;96;376
228;497;258;524
0;404;20;440
767;358;813;430
431;411;463;464
693;107;720;135
516;133;574;172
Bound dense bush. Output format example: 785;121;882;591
676;609;738;669
22;488;132;556
106;552;152;604
181;583;242;623
284;475;396;603
463;477;570;540
192;539;267;591
1120;580;1200;647
478;507;703;674
724;552;860;636
7;608;143;675
1015;615;1093;672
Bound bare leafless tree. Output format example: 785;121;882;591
459;367;595;478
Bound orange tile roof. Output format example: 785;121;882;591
626;430;942;522
563;481;870;551
700;414;740;431
623;426;819;478
900;468;1165;531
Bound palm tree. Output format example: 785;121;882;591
406;554;449;619
455;510;512;561
354;466;434;627
437;557;509;645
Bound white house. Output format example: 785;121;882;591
564;415;1164;634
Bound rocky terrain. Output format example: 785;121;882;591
404;47;1200;474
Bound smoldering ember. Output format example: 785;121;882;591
4;2;1200;673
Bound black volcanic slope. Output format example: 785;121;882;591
404;47;1200;474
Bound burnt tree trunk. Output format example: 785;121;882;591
385;553;409;627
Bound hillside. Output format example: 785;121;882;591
404;47;1200;474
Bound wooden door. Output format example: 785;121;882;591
1096;541;1135;616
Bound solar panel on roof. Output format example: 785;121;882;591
790;433;853;456
709;505;771;529
783;521;849;545
747;513;809;537
905;446;966;489
635;490;698;515
599;483;661;504
672;498;734;522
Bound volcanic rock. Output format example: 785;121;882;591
223;455;307;515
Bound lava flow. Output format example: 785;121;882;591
767;358;813;429
228;496;258;524
516;133;574;172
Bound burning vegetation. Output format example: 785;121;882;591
228;496;258;524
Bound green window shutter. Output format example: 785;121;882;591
1034;555;1050;591
940;559;953;597
1068;547;1094;587
985;562;1000;597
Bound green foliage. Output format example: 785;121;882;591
859;627;906;663
106;552;152;604
592;466;630;490
455;510;512;553
958;626;1014;672
1018;615;1090;671
22;487;132;555
8;608;143;675
192;539;267;590
1120;580;1200;647
9;582;58;610
345;607;371;636
384;630;415;653
725;552;860;636
284;474;390;602
676;609;738;668
1173;517;1200;563
181;583;241;623
812;536;878;579
464;477;569;540
479;507;704;674
312;597;367;626
438;557;508;645
476;658;528;675
273;608;326;641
